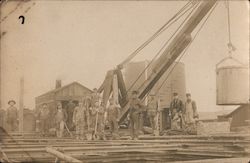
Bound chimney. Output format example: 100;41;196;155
56;80;62;89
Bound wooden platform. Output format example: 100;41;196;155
1;133;250;162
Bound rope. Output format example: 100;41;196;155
137;2;200;99
118;1;193;69
151;1;219;97
127;1;198;93
216;0;240;68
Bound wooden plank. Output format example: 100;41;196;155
112;74;119;104
46;147;82;163
170;157;250;163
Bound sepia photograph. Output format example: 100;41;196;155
0;0;249;162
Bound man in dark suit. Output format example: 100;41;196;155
169;93;184;129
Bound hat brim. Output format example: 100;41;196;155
8;100;16;105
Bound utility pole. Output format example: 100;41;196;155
19;77;24;133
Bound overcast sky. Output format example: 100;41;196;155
1;1;249;112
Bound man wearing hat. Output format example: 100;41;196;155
6;100;18;132
73;101;87;140
169;93;184;129
127;91;145;140
106;98;120;139
147;93;158;131
66;99;76;131
38;103;50;136
91;88;101;107
54;102;68;138
183;93;198;125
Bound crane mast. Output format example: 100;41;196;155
118;0;217;122
98;0;217;123
139;0;217;98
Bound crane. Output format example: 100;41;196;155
96;0;217;123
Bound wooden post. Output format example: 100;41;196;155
155;98;161;136
46;147;82;163
112;74;119;105
19;77;24;133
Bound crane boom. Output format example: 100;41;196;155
118;0;217;123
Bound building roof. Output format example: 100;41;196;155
37;81;92;98
224;104;250;118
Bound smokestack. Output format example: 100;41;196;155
56;80;62;89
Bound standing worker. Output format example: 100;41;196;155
89;101;98;140
54;102;67;138
0;108;6;129
91;88;101;107
38;103;50;137
96;102;106;140
106;98;120;139
147;94;158;131
73;101;87;140
169;93;184;129
66;100;76;131
183;93;199;129
84;96;92;134
127;91;144;140
6;100;18;132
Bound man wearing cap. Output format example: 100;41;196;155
128;91;144;140
66;100;76;131
91;88;101;107
147;94;158;131
96;102;106;140
169;93;184;129
38;103;50;136
6;100;18;132
73;101;87;140
183;93;198;125
106;98;120;139
54;102;68;138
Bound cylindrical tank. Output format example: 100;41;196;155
216;65;249;105
154;62;186;108
124;61;186;108
124;61;148;92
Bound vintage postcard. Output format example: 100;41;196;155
0;0;249;162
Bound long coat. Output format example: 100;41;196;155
183;100;198;124
169;99;184;119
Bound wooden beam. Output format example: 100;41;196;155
102;70;114;106
46;147;82;163
112;74;119;104
170;157;250;163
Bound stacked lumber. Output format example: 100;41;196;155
1;134;250;162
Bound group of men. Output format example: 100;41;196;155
72;89;121;140
127;91;199;139
37;88;121;140
3;88;198;140
169;92;199;131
